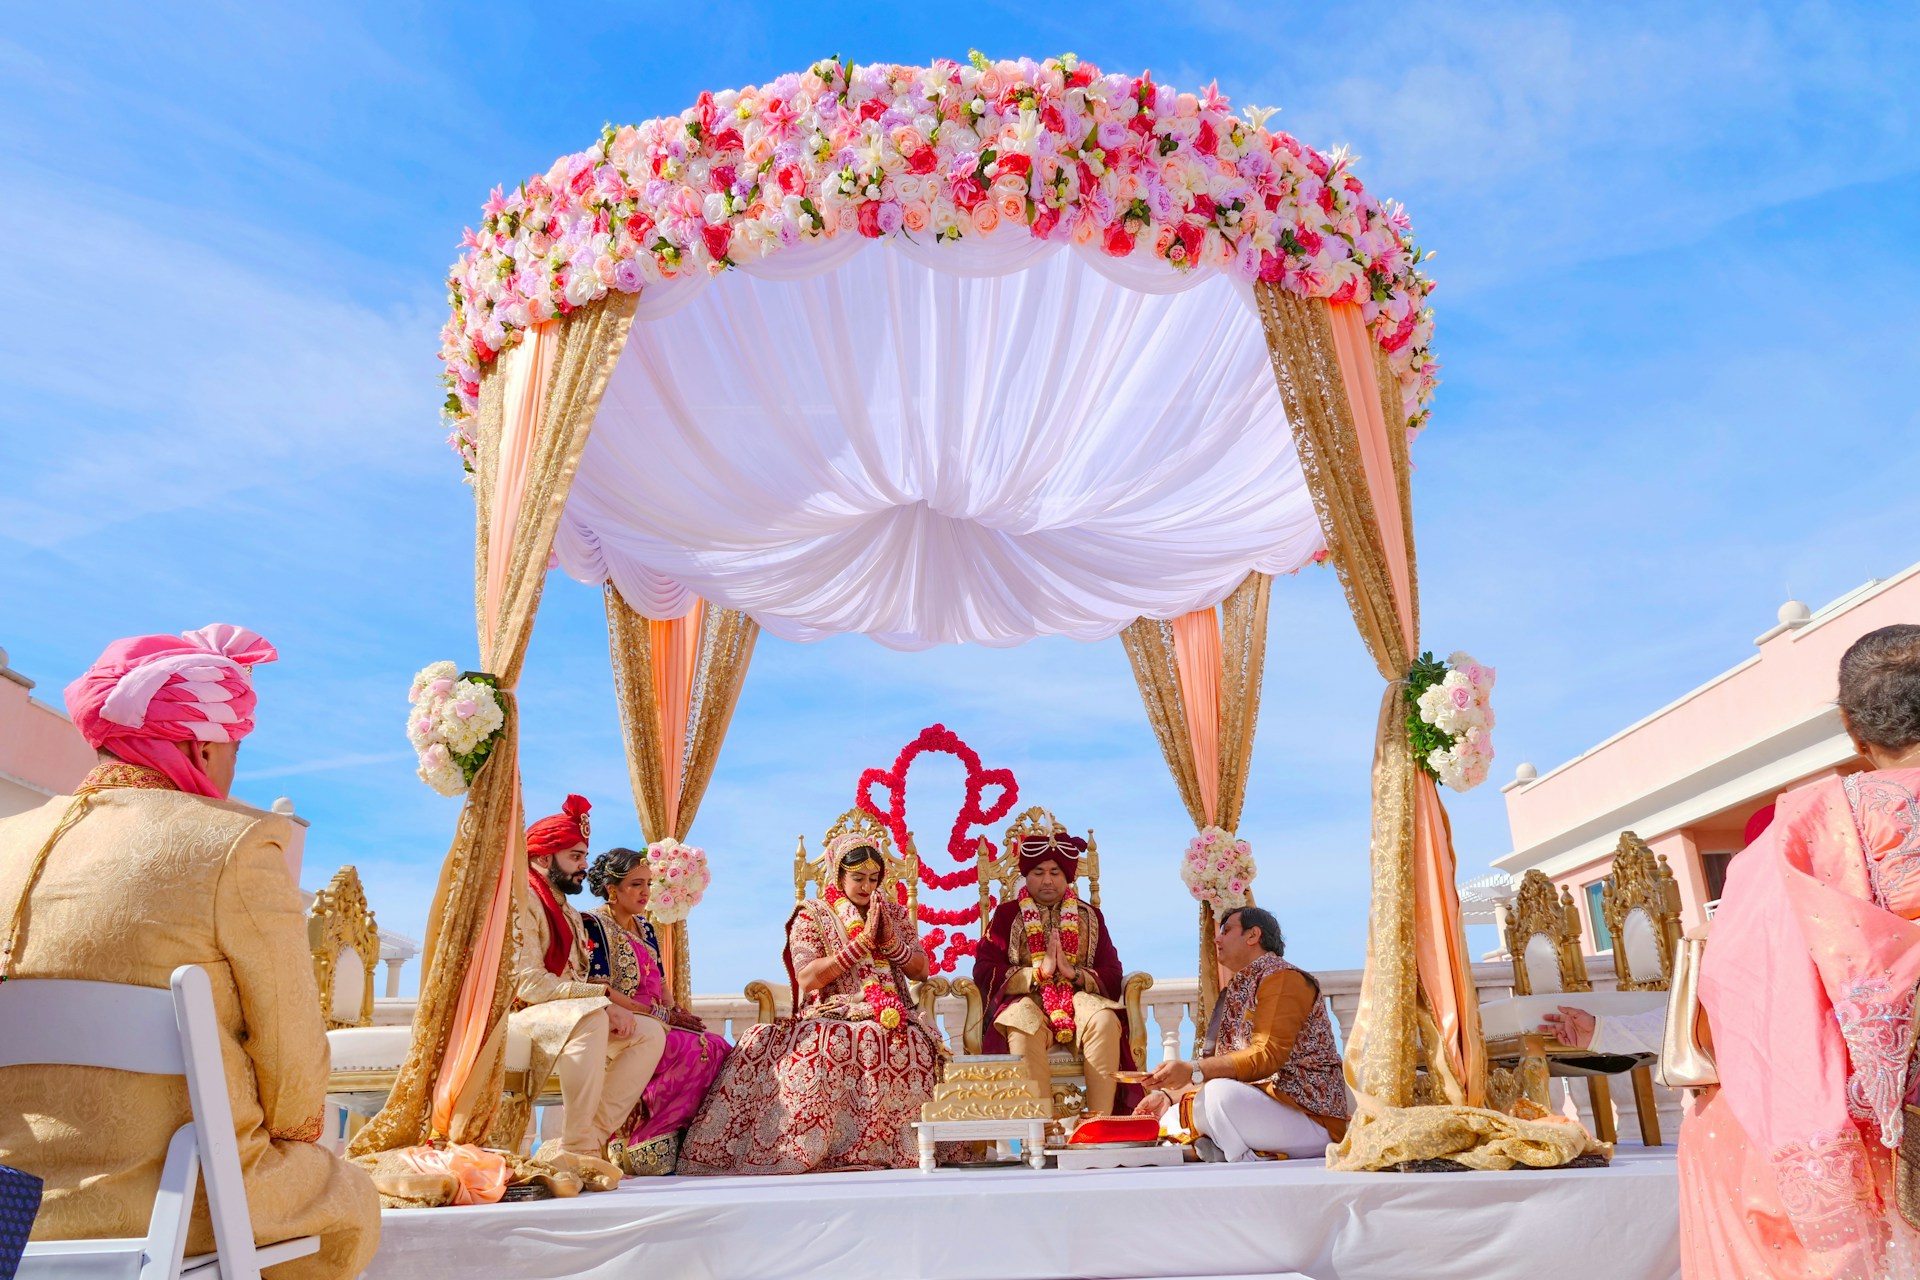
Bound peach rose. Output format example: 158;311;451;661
745;135;775;166
1071;214;1097;245
970;201;1001;234
903;201;931;232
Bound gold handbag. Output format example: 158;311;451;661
1656;933;1717;1089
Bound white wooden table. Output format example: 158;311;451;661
911;1117;1049;1171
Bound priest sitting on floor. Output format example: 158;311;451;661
973;830;1138;1115
0;626;378;1279
1136;906;1350;1161
510;795;666;1182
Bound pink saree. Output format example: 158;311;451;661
1679;769;1920;1279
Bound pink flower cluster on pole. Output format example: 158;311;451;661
439;53;1438;454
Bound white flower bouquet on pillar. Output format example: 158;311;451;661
405;661;507;796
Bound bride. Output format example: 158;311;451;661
678;831;946;1175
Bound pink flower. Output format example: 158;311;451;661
701;222;732;261
429;678;455;697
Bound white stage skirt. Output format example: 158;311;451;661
364;1150;1679;1280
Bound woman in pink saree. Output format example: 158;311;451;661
580;847;731;1176
1680;624;1920;1278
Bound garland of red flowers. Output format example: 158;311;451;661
855;723;1019;973
1019;887;1082;1043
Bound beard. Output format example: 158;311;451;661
546;862;586;896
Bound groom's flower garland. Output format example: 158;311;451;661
440;52;1438;461
1019;888;1082;1044
1406;650;1497;792
824;886;906;1030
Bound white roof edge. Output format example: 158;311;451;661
1512;560;1917;797
1494;711;1854;877
0;767;59;799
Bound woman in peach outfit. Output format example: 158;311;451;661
1679;624;1920;1278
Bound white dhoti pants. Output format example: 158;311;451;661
1191;1079;1330;1162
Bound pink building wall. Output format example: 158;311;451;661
0;649;95;813
1495;565;1920;948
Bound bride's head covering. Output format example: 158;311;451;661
64;624;278;798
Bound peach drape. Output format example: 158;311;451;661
1256;285;1485;1114
351;294;638;1157
606;586;759;1008
1121;572;1272;1041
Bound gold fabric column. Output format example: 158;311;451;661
1256;282;1486;1113
606;585;759;1007
1120;570;1273;1045
351;293;638;1156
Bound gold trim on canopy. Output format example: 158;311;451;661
351;292;638;1157
606;583;759;1008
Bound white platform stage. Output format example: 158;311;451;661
363;1149;1679;1280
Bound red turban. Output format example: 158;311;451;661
64;624;277;798
1017;831;1085;877
527;794;592;858
1743;804;1777;847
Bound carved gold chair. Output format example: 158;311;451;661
745;808;946;1024
315;867;413;1142
949;806;1153;1116
1598;831;1684;1145
1482;864;1670;1145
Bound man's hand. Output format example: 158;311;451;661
1133;1090;1172;1120
606;1005;637;1039
1036;936;1056;982
1539;1006;1596;1049
1144;1059;1194;1091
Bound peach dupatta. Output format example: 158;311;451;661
1682;769;1920;1278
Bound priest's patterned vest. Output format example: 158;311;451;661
1212;952;1351;1120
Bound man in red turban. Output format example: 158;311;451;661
971;825;1138;1115
508;795;665;1178
0;627;378;1278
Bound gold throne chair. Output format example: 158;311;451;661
1597;831;1684;1145
745;808;946;1024
949;806;1153;1116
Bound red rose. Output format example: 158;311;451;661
1190;193;1216;221
857;98;886;122
1196;120;1218;156
905;147;937;175
950;176;986;211
1177;222;1204;261
711;164;736;193
701;222;732;261
1069;64;1094;88
1041;102;1066;133
857;201;883;238
710;127;743;153
627;212;656;239
1031;206;1059;239
1318;185;1336;214
997;152;1032;178
776;162;807;196
1102;222;1135;257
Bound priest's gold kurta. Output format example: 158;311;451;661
0;783;379;1280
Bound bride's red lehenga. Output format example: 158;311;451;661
678;895;946;1175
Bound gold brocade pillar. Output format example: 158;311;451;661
606;585;759;1007
1255;282;1485;1112
1120;572;1273;1047
349;293;638;1157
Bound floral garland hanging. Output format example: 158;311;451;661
1019;887;1082;1044
1180;827;1256;916
854;722;1020;973
1406;650;1496;792
645;838;710;923
440;51;1437;465
405;662;507;796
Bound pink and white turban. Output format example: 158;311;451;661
64;624;279;798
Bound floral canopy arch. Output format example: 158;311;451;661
357;54;1483;1167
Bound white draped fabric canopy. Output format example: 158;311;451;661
555;231;1323;648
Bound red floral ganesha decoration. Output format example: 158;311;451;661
855;723;1019;973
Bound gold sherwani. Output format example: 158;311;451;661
0;782;379;1280
505;883;663;1157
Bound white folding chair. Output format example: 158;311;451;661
3;964;320;1280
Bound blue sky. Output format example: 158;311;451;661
2;2;1916;998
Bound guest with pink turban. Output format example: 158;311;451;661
62;623;279;797
0;625;379;1279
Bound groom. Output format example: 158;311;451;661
972;829;1138;1115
